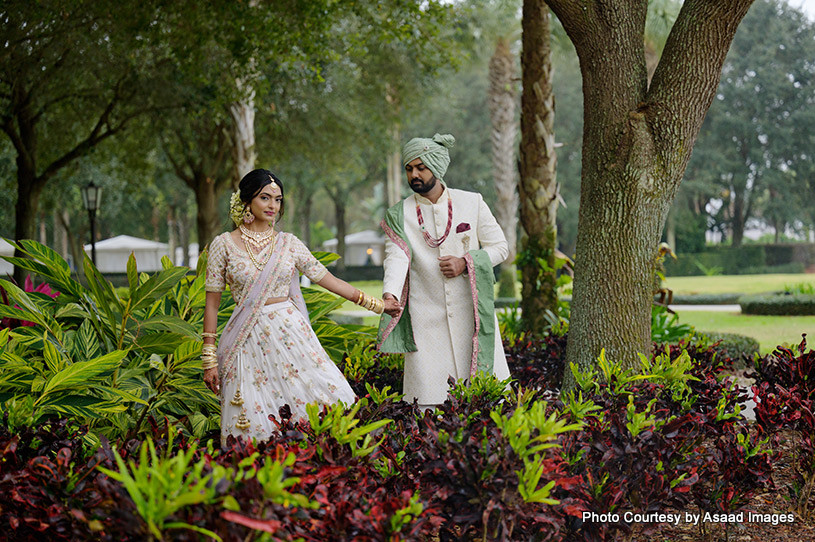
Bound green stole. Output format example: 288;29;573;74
377;200;497;375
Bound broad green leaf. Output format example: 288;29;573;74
37;394;128;419
195;249;208;277
134;333;187;355
6;239;85;300
40;350;127;396
55;303;90;320
130;267;190;312
312;251;341;266
161;255;174;270
70;319;102;361
0;304;45;327
96;385;149;405
174;339;202;364
42;336;67;374
139;315;198;336
127;253;139;296
83;255;124;325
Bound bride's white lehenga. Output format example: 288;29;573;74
206;231;355;442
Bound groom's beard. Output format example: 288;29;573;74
409;176;437;194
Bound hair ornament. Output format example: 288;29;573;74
229;190;245;227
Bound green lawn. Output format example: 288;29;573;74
664;273;815;295
674;309;815;354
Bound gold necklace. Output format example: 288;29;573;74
240;225;276;269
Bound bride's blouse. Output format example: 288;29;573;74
205;231;328;304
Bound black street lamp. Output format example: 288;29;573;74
81;181;102;265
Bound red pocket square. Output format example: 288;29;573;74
456;222;471;233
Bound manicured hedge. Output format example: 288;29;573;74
665;293;743;305
701;331;760;365
739;293;815;315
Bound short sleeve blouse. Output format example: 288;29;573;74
205;232;328;304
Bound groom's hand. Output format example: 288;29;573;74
383;293;401;317
438;256;465;278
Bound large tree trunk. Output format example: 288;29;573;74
544;0;755;389
386;124;402;209
195;175;222;250
489;37;519;266
13;165;45;284
230;89;257;190
731;188;746;246
334;197;347;273
519;0;559;334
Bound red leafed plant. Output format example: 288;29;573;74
0;275;60;329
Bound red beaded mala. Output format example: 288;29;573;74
415;194;453;248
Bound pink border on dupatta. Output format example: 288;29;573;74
377;218;413;350
217;233;290;380
463;253;480;378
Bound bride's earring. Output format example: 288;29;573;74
243;206;255;224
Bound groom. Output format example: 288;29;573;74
378;133;511;408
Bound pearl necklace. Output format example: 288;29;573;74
240;224;276;269
414;193;453;248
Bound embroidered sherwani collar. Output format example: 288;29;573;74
413;181;449;205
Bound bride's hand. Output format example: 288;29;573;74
204;367;220;395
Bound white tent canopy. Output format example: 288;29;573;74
84;235;170;273
322;230;385;266
0;239;14;276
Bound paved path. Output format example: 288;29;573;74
669;304;741;312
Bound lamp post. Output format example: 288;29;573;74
81;181;102;265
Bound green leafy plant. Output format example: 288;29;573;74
98;433;224;541
307;399;392;458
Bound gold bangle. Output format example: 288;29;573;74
202;359;218;370
202;331;218;339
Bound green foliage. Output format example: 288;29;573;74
785;282;815;295
693;260;724;276
98;432;224;541
0;240;369;441
307;399;392;458
449;371;511;404
497;267;516;298
651;305;695;344
491;398;581;504
739;293;815;315
697;331;760;363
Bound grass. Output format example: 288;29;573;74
674;309;815;354
664;273;815;295
313;276;815;353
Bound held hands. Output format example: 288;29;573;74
438;255;466;278
382;293;401;317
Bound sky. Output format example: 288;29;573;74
787;0;815;18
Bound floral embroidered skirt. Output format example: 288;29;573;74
219;300;356;442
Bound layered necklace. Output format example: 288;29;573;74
414;193;453;248
240;224;276;270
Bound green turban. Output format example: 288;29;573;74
402;133;456;181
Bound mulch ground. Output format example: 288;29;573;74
627;428;815;541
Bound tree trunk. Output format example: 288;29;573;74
178;211;190;267
334;197;347;273
167;206;178;265
230;90;256;190
519;0;559;335
195;175;222;250
301;192;314;248
731;189;745;246
544;0;755;390
489;37;519;266
13;165;45;284
386;124;402;209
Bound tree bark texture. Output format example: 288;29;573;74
489;37;520;266
386;124;403;209
230;85;257;190
543;0;755;387
519;0;559;334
